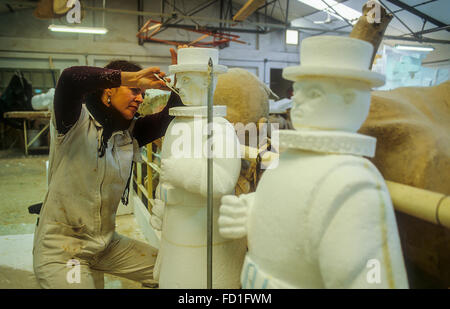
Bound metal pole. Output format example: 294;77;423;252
138;0;144;45
23;119;28;156
219;0;223;30
206;57;214;289
284;0;289;27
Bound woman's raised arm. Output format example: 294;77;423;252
53;66;122;134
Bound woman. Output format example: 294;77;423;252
33;59;183;289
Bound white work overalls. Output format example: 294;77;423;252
33;105;158;289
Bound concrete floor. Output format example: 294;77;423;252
0;149;151;289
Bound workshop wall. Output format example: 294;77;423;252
0;0;300;85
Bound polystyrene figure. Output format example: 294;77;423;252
152;48;246;288
218;36;409;289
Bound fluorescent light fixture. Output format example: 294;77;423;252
395;44;435;52
286;29;299;45
48;24;108;34
298;0;361;25
146;23;161;32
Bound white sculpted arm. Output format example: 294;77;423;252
218;192;255;239
161;123;241;197
149;198;165;231
161;157;240;198
309;160;408;289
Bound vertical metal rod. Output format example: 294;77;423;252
265;0;267;31
285;0;289;27
206;57;214;289
219;0;223;30
229;0;232;28
102;0;106;27
23;119;28;156
138;0;144;45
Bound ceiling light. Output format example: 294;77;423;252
146;23;161;32
395;45;435;52
286;30;299;45
298;0;361;25
314;12;332;24
48;24;108;34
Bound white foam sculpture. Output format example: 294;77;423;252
152;47;246;288
218;36;409;289
31;88;55;111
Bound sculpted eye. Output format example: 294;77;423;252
306;87;323;99
342;90;355;104
181;76;191;84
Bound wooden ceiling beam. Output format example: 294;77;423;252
233;0;266;22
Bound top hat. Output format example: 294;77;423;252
283;36;385;87
169;47;227;74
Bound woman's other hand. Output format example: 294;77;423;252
170;45;193;86
170;44;192;65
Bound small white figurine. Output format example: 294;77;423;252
218;36;409;289
153;47;246;288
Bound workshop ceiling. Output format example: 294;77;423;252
233;0;449;43
1;0;449;61
288;0;449;40
1;1;448;41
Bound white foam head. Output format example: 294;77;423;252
170;48;226;106
300;36;373;72
169;47;227;75
283;36;385;87
177;48;219;66
290;77;372;132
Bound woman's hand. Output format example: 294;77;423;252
121;67;171;91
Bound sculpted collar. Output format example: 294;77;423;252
169;106;227;118
278;129;376;158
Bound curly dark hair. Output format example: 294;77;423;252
86;60;142;103
104;60;142;72
85;60;144;158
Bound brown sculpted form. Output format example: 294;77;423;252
214;68;269;125
214;68;271;196
350;1;448;287
350;2;393;68
359;81;450;288
361;81;450;193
